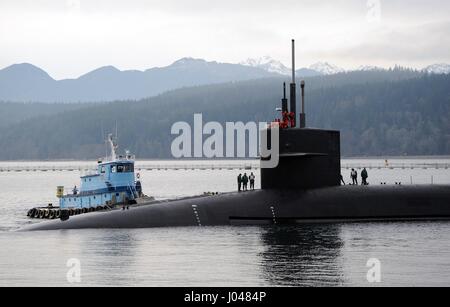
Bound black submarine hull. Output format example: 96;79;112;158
22;185;450;231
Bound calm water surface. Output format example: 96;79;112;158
0;159;449;286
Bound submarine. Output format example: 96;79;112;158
23;40;450;231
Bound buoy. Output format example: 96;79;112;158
75;208;82;215
44;210;50;218
27;209;34;217
82;208;88;214
88;207;95;213
55;210;61;219
39;210;45;219
48;210;56;219
69;209;75;216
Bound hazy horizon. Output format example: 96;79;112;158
1;0;450;79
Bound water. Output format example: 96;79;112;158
0;158;450;286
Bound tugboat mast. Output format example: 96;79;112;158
108;133;118;161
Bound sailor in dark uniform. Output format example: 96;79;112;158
136;180;142;197
242;173;249;191
361;168;369;185
237;174;242;192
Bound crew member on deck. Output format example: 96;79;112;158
72;186;78;195
136;180;142;197
350;169;358;185
237;174;242;192
249;173;256;190
361;168;369;185
242;173;249;191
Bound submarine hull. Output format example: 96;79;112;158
22;185;450;231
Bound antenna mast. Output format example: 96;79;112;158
115;121;118;144
289;39;297;127
108;133;118;161
300;81;306;128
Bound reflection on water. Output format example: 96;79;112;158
260;225;345;286
1;223;450;286
81;232;138;285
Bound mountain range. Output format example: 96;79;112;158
0;59;278;103
0;57;449;103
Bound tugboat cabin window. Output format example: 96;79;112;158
100;166;106;173
113;164;134;173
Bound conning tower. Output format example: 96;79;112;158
261;40;341;190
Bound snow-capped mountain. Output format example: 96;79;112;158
240;56;291;76
423;63;450;74
309;62;345;75
241;57;348;76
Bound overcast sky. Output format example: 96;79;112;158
1;0;449;79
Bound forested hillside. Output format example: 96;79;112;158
0;70;448;159
0;102;96;128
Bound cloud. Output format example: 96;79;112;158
315;20;450;68
1;0;450;78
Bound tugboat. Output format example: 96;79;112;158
27;134;146;220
